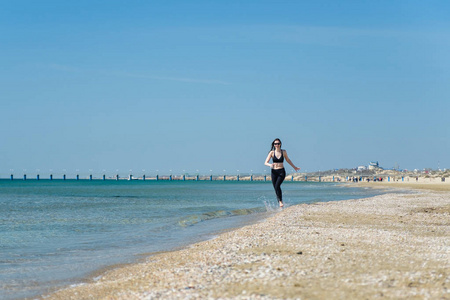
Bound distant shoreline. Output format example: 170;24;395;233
2;169;449;183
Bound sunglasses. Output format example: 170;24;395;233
274;142;281;145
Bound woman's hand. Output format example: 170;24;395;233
293;166;301;172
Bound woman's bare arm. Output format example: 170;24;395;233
284;150;300;171
264;151;273;168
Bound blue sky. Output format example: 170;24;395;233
1;1;449;176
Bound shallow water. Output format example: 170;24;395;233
0;180;385;299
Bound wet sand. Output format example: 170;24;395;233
42;187;450;299
356;181;450;192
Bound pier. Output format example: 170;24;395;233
3;169;370;182
5;171;448;183
2;173;323;182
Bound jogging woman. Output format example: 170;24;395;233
264;138;300;207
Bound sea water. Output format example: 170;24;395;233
0;180;385;299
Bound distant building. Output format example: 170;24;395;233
357;166;367;171
368;161;382;170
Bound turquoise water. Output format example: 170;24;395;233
0;180;384;299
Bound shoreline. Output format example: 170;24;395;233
79;211;273;286
40;185;450;299
31;207;275;300
4;181;378;300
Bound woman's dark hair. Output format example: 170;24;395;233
270;138;282;152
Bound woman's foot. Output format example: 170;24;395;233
278;200;284;207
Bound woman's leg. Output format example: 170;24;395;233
275;169;286;202
271;169;279;195
272;169;286;206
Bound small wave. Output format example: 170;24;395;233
263;200;281;212
178;207;265;227
230;207;266;215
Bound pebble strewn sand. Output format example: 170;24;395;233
43;190;450;299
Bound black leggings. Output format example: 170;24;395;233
271;168;286;202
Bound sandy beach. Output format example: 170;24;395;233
41;184;450;300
